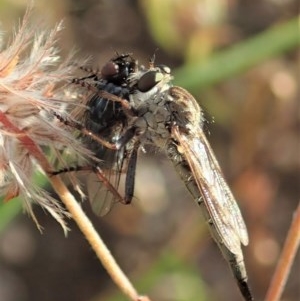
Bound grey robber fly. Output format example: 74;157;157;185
125;63;253;300
56;54;254;300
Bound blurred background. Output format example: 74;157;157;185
0;1;299;301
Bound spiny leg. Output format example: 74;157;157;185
124;142;139;204
71;78;134;115
52;110;118;150
50;164;128;206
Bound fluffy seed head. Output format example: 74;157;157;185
0;8;91;232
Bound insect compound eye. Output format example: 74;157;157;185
101;61;119;79
137;70;164;92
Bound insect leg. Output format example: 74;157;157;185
73;65;101;81
71;78;135;116
52;110;118;150
52;163;127;204
115;126;137;149
50;165;91;176
124;143;139;204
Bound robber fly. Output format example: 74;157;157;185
59;54;253;300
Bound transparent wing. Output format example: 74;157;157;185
173;126;249;255
82;97;130;217
86;146;128;216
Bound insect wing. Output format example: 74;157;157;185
87;172;115;216
172;126;249;255
86;142;128;216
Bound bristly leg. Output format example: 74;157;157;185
71;78;134;115
124;142;139;204
52;110;119;150
50;164;129;206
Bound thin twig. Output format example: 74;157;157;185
264;202;300;301
0;110;150;301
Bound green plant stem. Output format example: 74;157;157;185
174;18;300;91
0;198;22;232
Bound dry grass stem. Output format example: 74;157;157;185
264;202;300;301
0;8;151;301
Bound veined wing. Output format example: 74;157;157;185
86;145;127;216
172;126;249;255
83;115;132;216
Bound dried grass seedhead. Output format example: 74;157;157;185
0;8;89;232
